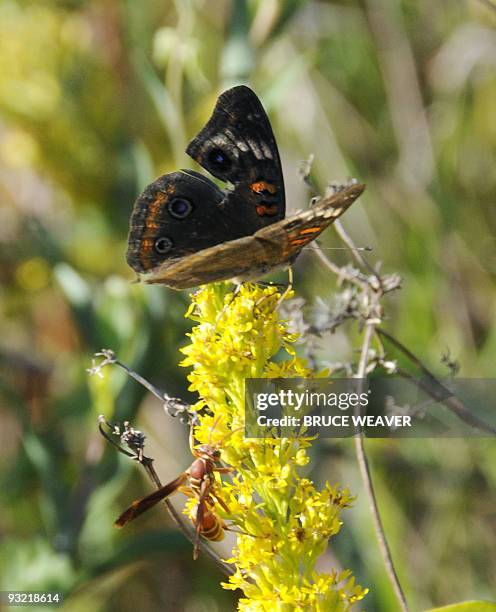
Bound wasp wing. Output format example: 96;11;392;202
115;473;189;528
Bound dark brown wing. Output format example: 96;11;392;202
127;170;247;274
114;473;188;528
186;86;285;230
126;87;286;281
138;183;365;289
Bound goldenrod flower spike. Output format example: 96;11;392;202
180;282;368;611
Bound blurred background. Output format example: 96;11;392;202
1;1;495;610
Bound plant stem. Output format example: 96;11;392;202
355;318;409;612
314;237;409;609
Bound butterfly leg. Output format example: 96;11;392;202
275;266;294;308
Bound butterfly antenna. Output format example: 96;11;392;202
304;246;373;252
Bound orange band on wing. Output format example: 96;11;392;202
287;226;325;251
140;193;167;269
250;181;277;195
287;224;325;248
289;237;310;247
298;227;321;235
256;204;279;216
140;239;155;251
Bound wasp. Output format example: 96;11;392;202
114;422;235;559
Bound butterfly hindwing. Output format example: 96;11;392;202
126;170;248;273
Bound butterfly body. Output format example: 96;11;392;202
126;86;365;289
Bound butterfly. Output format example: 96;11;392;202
126;85;365;289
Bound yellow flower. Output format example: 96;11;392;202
181;282;367;610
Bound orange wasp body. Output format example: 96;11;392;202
189;500;226;544
115;436;233;559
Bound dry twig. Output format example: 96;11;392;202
89;352;234;576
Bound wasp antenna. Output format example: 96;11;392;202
216;424;245;447
208;414;224;445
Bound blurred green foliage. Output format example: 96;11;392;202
0;1;495;610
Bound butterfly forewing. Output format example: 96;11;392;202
186;86;285;228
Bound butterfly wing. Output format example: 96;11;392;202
186;85;285;230
140;183;365;289
126;170;254;274
127;87;285;276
